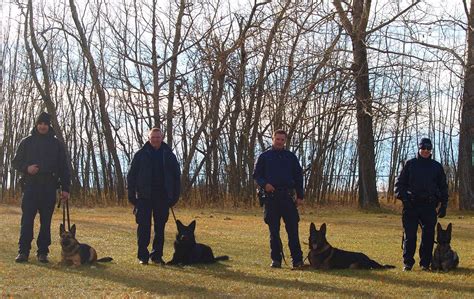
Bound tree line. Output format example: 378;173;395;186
1;0;473;209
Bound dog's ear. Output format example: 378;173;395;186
60;223;65;236
189;220;196;232
70;224;76;237
310;223;316;234
320;223;327;236
176;220;184;231
446;223;452;237
437;222;442;232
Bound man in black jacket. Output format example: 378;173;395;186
253;129;304;269
395;138;448;271
12;112;70;263
127;128;181;265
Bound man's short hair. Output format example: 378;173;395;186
149;127;163;137
273;129;287;138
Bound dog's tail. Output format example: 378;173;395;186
369;259;395;269
214;255;229;261
96;257;113;263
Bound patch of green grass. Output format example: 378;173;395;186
0;204;473;297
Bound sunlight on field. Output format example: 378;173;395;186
0;204;473;297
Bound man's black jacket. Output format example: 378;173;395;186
394;154;448;205
127;141;181;206
253;147;304;199
12;127;70;192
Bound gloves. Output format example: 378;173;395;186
402;198;413;209
437;203;447;218
128;196;137;206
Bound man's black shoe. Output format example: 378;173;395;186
37;254;49;263
15;253;28;263
139;259;149;265
270;260;281;268
403;265;412;271
292;261;304;269
420;265;430;271
151;257;166;265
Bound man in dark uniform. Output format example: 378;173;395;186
12;112;70;263
253;129;304;269
127;128;181;265
395;138;448;271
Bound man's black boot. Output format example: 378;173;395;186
37;254;49;263
15;253;29;263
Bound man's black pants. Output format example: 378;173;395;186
19;181;57;256
135;199;169;262
264;191;303;266
402;204;437;268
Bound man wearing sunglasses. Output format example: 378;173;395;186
395;138;448;272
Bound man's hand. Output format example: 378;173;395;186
295;198;303;207
27;164;39;175
402;198;413;209
437;204;447;218
264;183;275;193
61;191;70;203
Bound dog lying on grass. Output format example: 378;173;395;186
307;223;395;270
167;220;229;265
431;223;459;272
59;224;113;266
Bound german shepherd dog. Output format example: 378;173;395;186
167;220;229;265
59;224;113;266
431;223;459;272
308;223;395;269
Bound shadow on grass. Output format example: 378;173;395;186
25;259;374;297
29;262;226;297
166;262;374;297
313;266;474;293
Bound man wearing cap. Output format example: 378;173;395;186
395;138;448;271
253;129;304;269
12;112;70;263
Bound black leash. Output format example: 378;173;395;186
280;238;288;266
57;192;71;231
170;206;177;223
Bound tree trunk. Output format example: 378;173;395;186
459;0;474;210
352;39;379;208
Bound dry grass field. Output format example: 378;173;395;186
0;204;473;297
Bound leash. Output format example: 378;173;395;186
280;238;288;266
57;192;71;231
170;206;178;223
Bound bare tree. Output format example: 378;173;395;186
459;0;474;209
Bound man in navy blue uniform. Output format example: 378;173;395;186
12;112;70;263
127;128;181;265
253;129;304;269
395;138;448;271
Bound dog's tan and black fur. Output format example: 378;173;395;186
431;223;459;272
308;223;395;270
59;224;112;266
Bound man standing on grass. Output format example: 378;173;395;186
253;129;304;269
12;112;70;263
395;137;449;271
127;128;181;265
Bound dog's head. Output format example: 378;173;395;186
59;223;79;251
436;223;452;245
309;222;328;251
175;220;197;246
